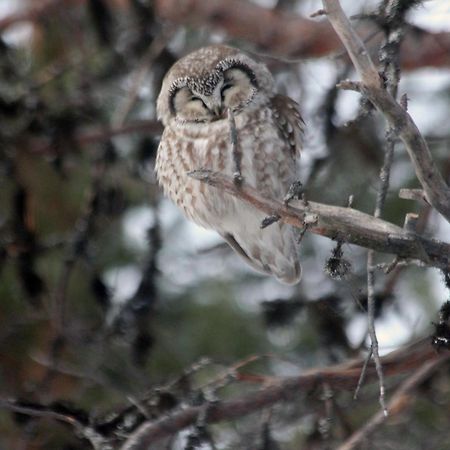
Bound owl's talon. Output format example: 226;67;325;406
284;180;305;205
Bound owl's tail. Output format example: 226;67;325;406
222;224;301;284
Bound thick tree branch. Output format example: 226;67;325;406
153;0;450;70
322;0;450;222
120;340;448;449
188;170;450;270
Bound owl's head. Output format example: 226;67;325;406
157;45;275;125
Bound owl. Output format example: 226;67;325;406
155;45;304;284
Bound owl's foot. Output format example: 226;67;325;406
284;180;306;205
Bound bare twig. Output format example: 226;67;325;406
187;170;450;270
366;252;388;415
353;346;373;400
363;0;406;415
338;356;449;450
398;188;427;203
322;0;450;222
319;382;333;442
0;399;80;426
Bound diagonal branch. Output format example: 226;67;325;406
322;0;450;222
188;169;450;270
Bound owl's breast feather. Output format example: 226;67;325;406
156;107;295;227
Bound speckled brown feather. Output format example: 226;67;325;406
271;94;305;157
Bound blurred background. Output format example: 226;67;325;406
1;0;450;448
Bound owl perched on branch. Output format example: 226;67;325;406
156;45;304;284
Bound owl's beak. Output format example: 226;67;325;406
204;97;225;120
209;103;225;120
212;105;223;117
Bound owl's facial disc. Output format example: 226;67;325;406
170;66;257;123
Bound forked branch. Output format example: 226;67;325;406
322;0;450;222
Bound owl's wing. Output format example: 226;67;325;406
270;94;305;158
221;232;269;275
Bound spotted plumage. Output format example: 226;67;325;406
156;45;304;284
